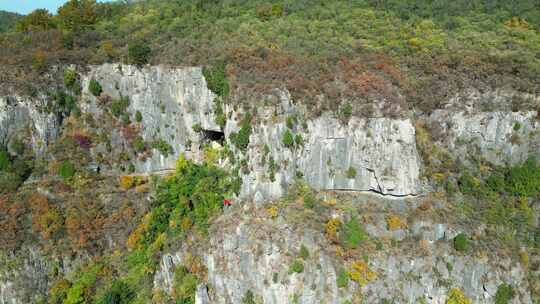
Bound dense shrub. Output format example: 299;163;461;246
64;263;101;304
453;233;469;252
299;244;309;259
446;288;471;304
341;103;353;121
135;110;143;123
286;116;296;129
132;136;146;153
255;3;284;21
242;290;256;304
346;167;357;179
230;115;252;151
172;266;198;303
341;217;367;249
128;156;235;251
128;42;151;66
151;139;174;157
203;62;229;98
63;68;78;90
96;280;134;304
294;134;303;147
288;259;304;274
0;172;22;194
110;96;129;118
337;269;349;288
495;284;514;304
282;130;294;148
59;161;76;180
0;149;31;193
89;78;102;97
0;150;10;171
505;157;540;197
458;172;481;196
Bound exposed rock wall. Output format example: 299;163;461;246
81;64;220;172
429;110;540;166
0;95;59;155
239;111;422;200
0;247;50;304
153;198;533;304
80;66;423;198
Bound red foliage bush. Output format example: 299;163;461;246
28;193;63;240
65;205;106;251
121;124;140;142
0;195;27;250
73;132;92;149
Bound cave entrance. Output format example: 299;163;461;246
202;129;225;144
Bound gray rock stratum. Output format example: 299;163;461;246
152;197;533;304
0;95;59;155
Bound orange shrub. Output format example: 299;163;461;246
28;193;63;240
119;175;135;190
386;214;406;231
348;260;377;286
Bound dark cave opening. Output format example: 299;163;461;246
202;129;225;144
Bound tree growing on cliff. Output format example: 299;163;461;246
89;78;102;97
128;42;151;66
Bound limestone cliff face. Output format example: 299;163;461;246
152;199;533;304
1;65;537;198
81;64;220;172
238;109;422;200
429;110;540;166
78;65;423;198
0;247;50;304
0;95;59;155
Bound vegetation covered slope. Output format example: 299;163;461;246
0;11;21;32
1;0;539;114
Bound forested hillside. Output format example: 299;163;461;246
1;0;539;113
0;10;21;32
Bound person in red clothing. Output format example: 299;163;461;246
223;198;232;207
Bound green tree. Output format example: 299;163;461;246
453;233;469;252
96;280;134;304
341;217;367;249
88;78;102;97
0;150;10;171
57;0;98;31
15;9;55;32
59;161;75;181
135;110;143;122
282;130;294;148
128;42;151;66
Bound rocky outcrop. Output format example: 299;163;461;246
239;109;422;200
0;248;49;304
0;95;59;155
153;198;533;304
81;64;220;172
80;66;423;198
429;110;540;166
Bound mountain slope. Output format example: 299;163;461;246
0;10;21;32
